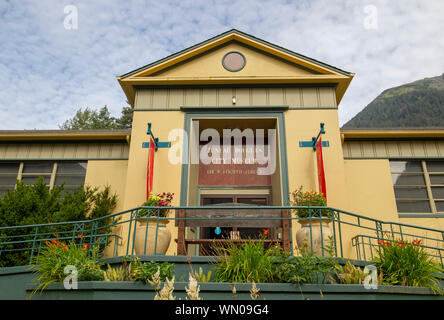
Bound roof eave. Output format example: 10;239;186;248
0;130;131;142
341;128;444;139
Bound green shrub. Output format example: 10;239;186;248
374;238;443;295
130;257;175;283
273;249;337;284
328;260;383;285
102;257;175;283
0;178;117;267
213;239;281;283
31;239;104;295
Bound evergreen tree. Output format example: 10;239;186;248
59;105;132;130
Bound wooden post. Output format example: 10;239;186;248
177;209;186;255
281;209;291;252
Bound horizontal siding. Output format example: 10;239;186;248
0;142;129;160
135;87;337;109
343;140;444;159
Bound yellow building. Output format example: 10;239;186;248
1;29;443;261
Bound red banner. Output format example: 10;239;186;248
316;137;327;200
146;137;155;200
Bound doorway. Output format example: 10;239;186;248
199;194;270;252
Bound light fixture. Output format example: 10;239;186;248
232;96;236;105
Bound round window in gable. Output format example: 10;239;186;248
222;51;246;72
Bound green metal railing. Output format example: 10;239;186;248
0;206;443;267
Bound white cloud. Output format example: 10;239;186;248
0;0;443;129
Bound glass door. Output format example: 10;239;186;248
200;194;270;241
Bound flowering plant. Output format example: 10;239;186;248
31;235;103;295
290;186;332;218
138;192;174;218
374;237;443;295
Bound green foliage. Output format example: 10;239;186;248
343;74;444;128
59;105;133;130
374;238;443;295
103;259;135;282
115;106;133;129
31;239;104;295
102;257;175;283
273;247;337;284
289;186;332;218
213;239;281;283
0;178;117;267
328;260;381;285
213;238;338;284
191;267;213;283
130;257;175;283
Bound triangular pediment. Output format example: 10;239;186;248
118;29;354;105
140;41;318;78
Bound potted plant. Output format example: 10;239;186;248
134;192;174;255
290;186;333;256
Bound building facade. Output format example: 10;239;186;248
1;30;443;258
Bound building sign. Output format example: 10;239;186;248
316;137;327;199
198;144;272;186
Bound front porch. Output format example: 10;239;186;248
1;205;443;266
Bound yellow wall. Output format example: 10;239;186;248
84;160;129;257
344;159;444;230
84;160;129;213
343;159;444;259
157;42;315;78
285;109;349;211
121;111;184;210
120;110;184;255
283;109;357;257
135;87;337;109
0;142;129;160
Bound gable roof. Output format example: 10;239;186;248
117;29;354;106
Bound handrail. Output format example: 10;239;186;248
2;205;443;234
1;206;443;267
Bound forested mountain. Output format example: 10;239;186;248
343;74;444;128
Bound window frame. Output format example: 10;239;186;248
0;161;87;194
390;159;444;216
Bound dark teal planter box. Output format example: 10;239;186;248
0;265;37;300
2;255;443;300
26;282;443;300
0;255;215;299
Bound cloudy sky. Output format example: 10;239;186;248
0;0;443;129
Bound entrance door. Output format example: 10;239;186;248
199;194;270;254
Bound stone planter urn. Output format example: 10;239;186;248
296;219;333;257
134;218;171;255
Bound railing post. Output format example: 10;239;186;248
127;210;136;256
375;221;383;240
281;209;291;252
177;209;186;255
331;210;338;257
309;208;313;254
320;212;324;257
30;226;39;264
336;211;344;258
154;208;160;255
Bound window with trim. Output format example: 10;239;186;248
390;160;444;214
0;161;87;195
